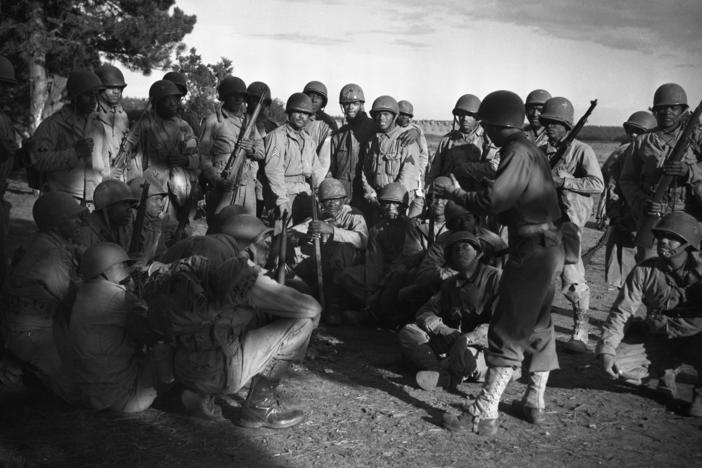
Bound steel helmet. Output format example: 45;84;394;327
318;178;347;201
398;100;414;117
247;81;272;104
149;79;182;102
477;90;525;129
453;94;481;115
163;71;188;95
32;191;87;233
66;70;104;99
651;212;700;250
168;167;192;207
218;76;247;99
653;83;688;109
127;175;168;199
378;182;409;205
0;56;17;85
371;95;399;116
624;111;656;134
444;230;482;262
286;92;314;114
93;180;138;211
339;83;365;104
303;80;328;106
539;97;575;129
80;242;132;279
95;64;126;88
220;214;273;247
525;89;552;106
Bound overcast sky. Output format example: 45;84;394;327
122;0;702;125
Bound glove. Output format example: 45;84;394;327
308;220;334;236
74;138;94;159
167;152;189;168
662;161;689;178
645;199;666;217
235;138;254;154
397;127;420;146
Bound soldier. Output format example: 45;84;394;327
127;174;171;265
596;212;702;417
523;89;551;147
163;71;201;136
360;96;419;224
434;90;564;435
31;70;107;205
619;83;702;259
397;100;430;217
0;56;18;286
263;93;324;217
199;76;264;217
599;111;657;289
55;243;159;412
329;83;375;206
150;214;321;427
302;81;336;175
78;179;137;251
95;64;129;179
1;192;87;401
398;231;501;391
246;81;278;217
427;94;498;193
539;97;604;353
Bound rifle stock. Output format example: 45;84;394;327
276;210;289;284
311;188;326;309
635;100;702;249
221;95;265;181
549;99;598;169
128;180;150;255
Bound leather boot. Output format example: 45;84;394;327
236;375;305;429
518;371;549;424
687;387;702;418
563;287;590;354
443;366;514;435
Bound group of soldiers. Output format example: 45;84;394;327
0;53;700;435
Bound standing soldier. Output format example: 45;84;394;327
397;100;429;217
434;90;564;435
329;83;375;206
523;89;551;147
31;70;107;205
263;93;324;217
246;81;278;216
0;56;18;286
539;97;604;353
427;94;498;192
163;71;201;136
95;64;129;180
619;83;702;260
303;81;336;175
360;95;419;224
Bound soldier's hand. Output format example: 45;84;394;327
397;127;420;146
75;138;94;159
552;175;565;187
236;138;254;154
645;199;666;216
662;161;689;178
432;173;460;199
308;220;333;236
167;153;189;168
276;202;291;219
600;353;619;379
420;314;443;333
366;193;380;206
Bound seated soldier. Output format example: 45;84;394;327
146;214;321;427
1;192;86;401
127;173;170;265
78;179;137;251
398;231;501;391
596;212;702;417
54;243;163;412
292;178;368;324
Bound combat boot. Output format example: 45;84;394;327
516;371;549;425
563;285;590;354
236;375;306;429
687;387;702;418
442;366;514;436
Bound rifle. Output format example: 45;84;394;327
426;191;436;246
549;99;598;169
582;224;613;266
276;210;289;284
113;102;150;173
128;180;150;256
221;94;265;181
636;100;702;249
311;187;326;309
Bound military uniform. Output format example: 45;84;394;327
96;99;129;174
329;112;375;205
77;210;133;251
523;123;549;148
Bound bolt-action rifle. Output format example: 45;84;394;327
549;100;598;169
276;210;289;285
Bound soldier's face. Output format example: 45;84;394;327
146;194;167;217
656;234;686;260
251;233;273;267
223;93;246;114
456;112;478;132
373;111;396;133
288;111;311;130
321;197;344;218
653;105;685;130
155;95;179;119
104;261;134;290
544;120;568;143
397;113;411;127
381;201;401;220
106;200;136;226
306;92;325;113
526;104;544;127
101;87;123;106
342;101;362;120
449;241;479;271
75;92;97;115
432;197;447;217
57;213;84;241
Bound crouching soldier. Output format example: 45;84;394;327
147;214;321;427
597;212;702;417
78;179;137;250
398;231;501;391
55;243;161;412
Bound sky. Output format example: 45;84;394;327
121;0;702;125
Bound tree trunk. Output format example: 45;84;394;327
27;4;48;132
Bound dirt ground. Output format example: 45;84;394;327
2;141;702;468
